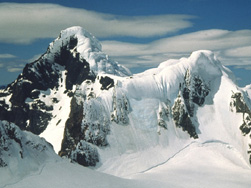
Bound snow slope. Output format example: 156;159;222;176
131;141;251;188
2;138;251;188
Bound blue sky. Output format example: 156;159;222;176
0;0;251;86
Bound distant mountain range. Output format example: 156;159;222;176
1;26;251;187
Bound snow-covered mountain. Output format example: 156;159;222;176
0;120;59;186
1;26;251;187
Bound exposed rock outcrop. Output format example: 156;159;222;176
0;120;56;168
171;69;210;138
230;91;251;163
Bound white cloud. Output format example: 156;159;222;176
7;67;23;72
0;3;194;44
232;65;251;70
224;46;251;57
0;54;16;58
0;59;25;73
102;29;251;69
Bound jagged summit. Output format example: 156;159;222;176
58;26;102;52
45;26;131;76
0;26;130;137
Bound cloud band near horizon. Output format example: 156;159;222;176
102;29;251;68
0;3;194;44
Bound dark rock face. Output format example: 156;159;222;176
21;60;61;92
172;92;198;139
53;36;95;90
230;92;251;136
0;60;60;134
230;92;251;164
99;76;114;90
171;70;210;139
59;97;84;158
70;141;99;166
0;33;103;168
28;110;52;134
59;95;109;167
0;36;95;136
182;69;210;116
230;92;250;114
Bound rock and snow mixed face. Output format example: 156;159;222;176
0;26;130;151
0;26;251;184
0;120;59;186
46;26;131;77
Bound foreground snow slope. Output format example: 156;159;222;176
3;160;148;188
3;140;251;188
131;141;251;188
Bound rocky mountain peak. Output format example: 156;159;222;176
46;26;102;61
0;26;131;135
45;26;131;77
